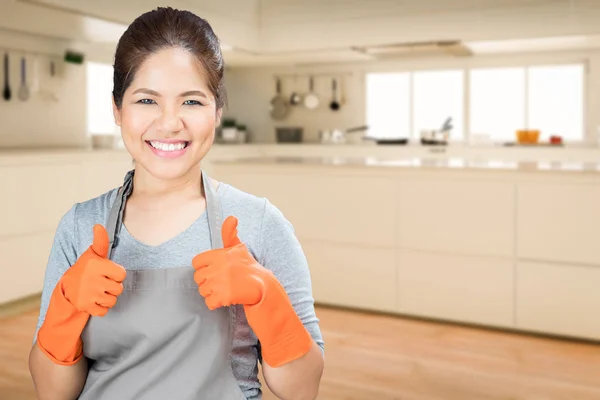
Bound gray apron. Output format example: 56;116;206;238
79;169;246;400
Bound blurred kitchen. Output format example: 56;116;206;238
2;0;600;399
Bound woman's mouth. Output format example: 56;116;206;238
146;140;191;158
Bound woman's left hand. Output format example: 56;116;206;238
191;216;270;310
192;216;313;368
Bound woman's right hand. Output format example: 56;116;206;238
61;224;127;316
37;224;127;366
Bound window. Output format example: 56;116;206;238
469;63;585;142
469;67;525;142
412;69;464;140
86;62;119;135
366;62;586;143
527;64;584;141
365;72;410;138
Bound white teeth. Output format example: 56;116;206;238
149;141;187;151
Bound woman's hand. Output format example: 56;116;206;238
191;217;267;310
192;216;313;367
37;224;127;366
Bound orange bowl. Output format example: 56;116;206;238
516;130;529;143
516;129;540;144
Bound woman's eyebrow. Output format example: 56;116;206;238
132;88;208;98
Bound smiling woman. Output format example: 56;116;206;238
28;6;324;400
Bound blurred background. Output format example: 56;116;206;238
1;1;600;399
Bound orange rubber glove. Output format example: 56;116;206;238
192;216;313;367
37;225;127;366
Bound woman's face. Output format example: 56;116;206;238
113;47;221;181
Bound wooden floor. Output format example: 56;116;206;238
2;305;600;400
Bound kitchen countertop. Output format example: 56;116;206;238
212;156;600;174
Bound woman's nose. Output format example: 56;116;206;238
157;107;184;133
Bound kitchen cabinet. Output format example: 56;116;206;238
211;169;398;248
80;159;133;201
517;261;600;341
0;163;81;237
517;182;600;266
397;250;514;328
0;150;132;305
397;179;515;257
0;231;54;304
303;240;397;313
210;157;600;342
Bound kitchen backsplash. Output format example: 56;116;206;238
0;32;88;149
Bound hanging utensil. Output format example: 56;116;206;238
303;76;319;109
269;78;289;120
18;56;29;101
340;76;346;105
2;53;10;101
289;76;302;106
329;78;340;111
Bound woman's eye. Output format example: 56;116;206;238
137;99;155;105
184;100;203;106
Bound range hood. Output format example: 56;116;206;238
351;40;473;59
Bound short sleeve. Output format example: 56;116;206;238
32;203;80;344
257;199;325;353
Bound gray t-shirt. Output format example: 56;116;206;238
33;181;324;400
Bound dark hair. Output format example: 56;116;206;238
112;7;227;109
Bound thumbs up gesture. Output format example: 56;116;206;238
192;216;266;310
38;224;127;366
61;224;127;316
192;216;314;368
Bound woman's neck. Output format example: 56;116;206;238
131;165;203;201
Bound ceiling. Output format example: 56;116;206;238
4;0;600;66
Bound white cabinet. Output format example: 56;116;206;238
397;179;515;257
0;231;54;304
517;261;600;341
303;240;397;313
397;250;514;328
0;153;135;305
517;183;600;266
80;159;133;201
208;161;600;341
0;163;81;237
211;169;398;248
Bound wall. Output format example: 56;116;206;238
223;48;600;146
0;30;89;148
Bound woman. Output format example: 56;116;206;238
28;6;324;400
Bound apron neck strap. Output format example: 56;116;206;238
106;169;223;259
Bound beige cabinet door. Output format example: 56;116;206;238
397;250;514;328
517;183;600;266
517;261;600;341
397;179;515;257
0;231;54;304
303;240;397;313
0;163;81;237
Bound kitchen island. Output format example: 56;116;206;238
211;156;600;343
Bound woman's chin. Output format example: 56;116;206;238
135;153;203;181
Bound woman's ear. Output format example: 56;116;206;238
215;108;223;127
113;97;122;127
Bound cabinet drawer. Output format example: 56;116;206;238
0;164;81;237
397;179;515;257
0;231;54;304
517;183;600;266
302;240;397;313
397;250;514;328
517;261;600;341
212;171;397;248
